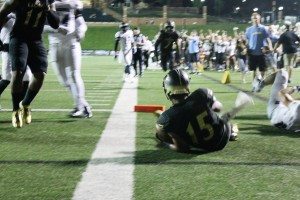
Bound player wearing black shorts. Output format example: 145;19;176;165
0;0;59;128
155;69;238;153
154;20;179;71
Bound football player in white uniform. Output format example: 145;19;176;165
0;13;32;108
253;69;300;132
44;0;92;118
114;22;134;81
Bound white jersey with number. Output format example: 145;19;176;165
47;0;83;45
115;30;134;53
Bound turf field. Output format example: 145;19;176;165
0;56;299;200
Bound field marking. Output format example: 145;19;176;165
86;95;113;99
88;91;116;93
72;80;137;200
0;108;112;112
90;104;110;106
88;99;111;102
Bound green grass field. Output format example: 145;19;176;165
0;56;299;199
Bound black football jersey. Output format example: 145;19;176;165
11;0;55;40
157;88;226;150
155;30;179;52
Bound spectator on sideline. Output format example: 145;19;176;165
273;21;300;83
245;12;272;82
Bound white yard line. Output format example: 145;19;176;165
0;108;112;112
88;91;116;94
88;99;111;102
90;104;110;106
72;80;138;200
86;95;113;98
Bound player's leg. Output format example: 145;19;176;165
9;38;29;127
137;49;143;76
51;44;79;113
132;53;138;76
20;40;48;124
160;54;168;71
267;69;288;118
21;67;32;100
284;53;297;83
69;42;92;118
49;43;69;86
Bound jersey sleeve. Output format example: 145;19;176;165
191;88;216;108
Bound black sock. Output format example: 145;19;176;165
21;81;29;99
22;89;39;106
12;92;23;111
0;79;10;96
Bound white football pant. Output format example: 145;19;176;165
49;42;89;110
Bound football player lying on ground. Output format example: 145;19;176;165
154;69;249;153
253;69;300;132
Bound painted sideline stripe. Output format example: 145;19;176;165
72;80;137;200
0;108;111;112
88;99;111;102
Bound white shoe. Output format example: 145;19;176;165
230;124;239;141
71;106;93;118
235;92;254;107
252;77;263;92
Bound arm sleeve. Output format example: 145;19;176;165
43;24;58;33
75;14;87;41
46;10;60;29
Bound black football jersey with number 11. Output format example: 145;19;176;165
11;0;55;40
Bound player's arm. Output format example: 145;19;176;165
114;33;120;59
168;132;189;153
155;123;189;153
154;33;162;53
205;88;223;112
0;0;18;29
75;9;87;42
46;2;60;29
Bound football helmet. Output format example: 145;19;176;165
119;22;130;32
133;27;140;35
164;20;175;32
163;69;190;100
